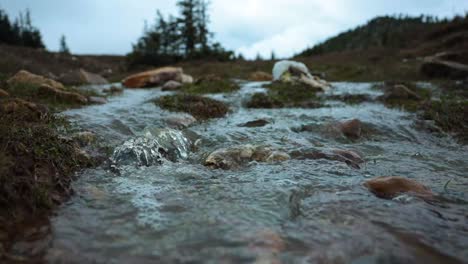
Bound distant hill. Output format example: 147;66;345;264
298;14;468;58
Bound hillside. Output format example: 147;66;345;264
298;14;468;58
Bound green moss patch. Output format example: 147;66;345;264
154;94;229;120
420;99;468;143
246;81;323;108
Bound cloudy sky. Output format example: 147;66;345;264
0;0;466;58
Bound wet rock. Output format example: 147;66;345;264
59;69;109;85
103;85;123;94
162;80;182;91
272;60;331;91
88;96;107;105
249;71;273;81
204;145;290;170
163;114;197;129
0;88;9;97
338;119;363;139
7;70;65;90
238;119;270;128
379;84;422;101
421;57;468;79
38;84;88;104
154;94;229;120
111;128;192;167
246;93;283;109
182;74;240;94
122;67;193;88
364;176;433;199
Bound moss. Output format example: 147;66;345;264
420;98;468;143
181;77;239;94
154;94;229;120
0;109;94;218
246;81;323;108
3;82;101;111
327;94;372;104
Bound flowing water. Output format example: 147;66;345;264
37;82;467;263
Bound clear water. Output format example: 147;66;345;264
42;82;467;263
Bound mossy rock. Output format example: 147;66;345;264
180;75;239;94
154;94;229;120
246;81;322;108
376;82;432;112
327;94;373;105
420;98;468;143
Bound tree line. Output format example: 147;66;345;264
127;0;234;67
0;8;45;49
298;14;468;57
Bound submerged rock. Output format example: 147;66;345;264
204;145;290;170
164;114;197;129
290;148;365;169
238;119;271;128
364;176;433;199
111;128;193;167
338;119;363;139
249;71;273;81
122;67;193;88
272;60;330;91
7;70;65;90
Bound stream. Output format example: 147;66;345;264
33;82;468;263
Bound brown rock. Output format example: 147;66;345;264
122;67;192;88
339;119;362;139
79;69;108;85
249;71;273;81
421;57;468;79
331;149;365;169
7;70;65;90
364;176;433;199
0;88;9;97
0;98;49;121
59;69;109;85
38;84;88;104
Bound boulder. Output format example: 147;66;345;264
0;88;9;97
249;71;273;81
421;57;468;79
204;145;290;170
7;70;65;90
59;69;109;86
162;80;182;91
122;67;193;88
364;176;433;199
272;60;330;91
38;84;88;104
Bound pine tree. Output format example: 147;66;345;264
59;35;70;54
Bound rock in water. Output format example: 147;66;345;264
339;119;363;139
7;70;65;90
204;145;290;170
122;67;193;88
162;80;182;91
364;176;433;199
111;128;193;167
272;60;330;91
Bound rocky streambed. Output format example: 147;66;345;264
9;80;468;263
